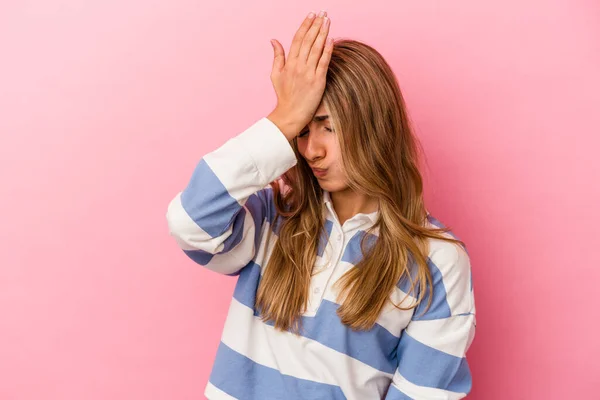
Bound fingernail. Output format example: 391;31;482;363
307;11;315;19
318;10;326;17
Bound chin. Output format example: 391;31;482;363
318;180;345;192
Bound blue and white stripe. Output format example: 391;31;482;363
166;117;476;399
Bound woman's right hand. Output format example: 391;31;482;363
267;11;333;141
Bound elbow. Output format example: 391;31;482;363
166;192;199;248
165;192;226;255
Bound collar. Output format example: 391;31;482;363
322;190;432;225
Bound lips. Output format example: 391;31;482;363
311;167;328;177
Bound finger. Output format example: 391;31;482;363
271;39;285;74
289;12;317;60
307;16;330;70
316;37;334;78
298;11;326;62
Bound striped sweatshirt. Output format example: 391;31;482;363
166;117;476;400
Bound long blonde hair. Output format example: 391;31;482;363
256;39;465;332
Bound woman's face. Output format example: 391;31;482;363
296;102;348;192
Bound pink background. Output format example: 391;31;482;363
1;1;599;399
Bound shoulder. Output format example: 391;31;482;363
424;214;469;275
251;178;291;235
423;214;473;315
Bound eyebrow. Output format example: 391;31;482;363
300;115;330;132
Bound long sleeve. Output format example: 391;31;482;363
385;240;476;399
166;117;297;275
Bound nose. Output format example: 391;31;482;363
303;128;326;162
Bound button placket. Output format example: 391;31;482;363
319;228;345;296
308;274;327;313
308;228;345;313
325;231;343;269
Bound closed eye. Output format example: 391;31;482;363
298;127;333;138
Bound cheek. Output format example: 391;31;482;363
331;155;347;178
296;140;307;157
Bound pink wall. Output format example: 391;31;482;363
1;1;599;398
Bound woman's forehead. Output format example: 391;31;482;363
316;101;327;114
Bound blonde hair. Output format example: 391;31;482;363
256;39;465;332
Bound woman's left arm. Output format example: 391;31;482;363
385;240;476;399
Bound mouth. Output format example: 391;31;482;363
311;168;328;177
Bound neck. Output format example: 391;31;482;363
329;187;379;225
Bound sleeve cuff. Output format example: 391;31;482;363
232;117;298;186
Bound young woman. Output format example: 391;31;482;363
166;10;476;400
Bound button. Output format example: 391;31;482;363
336;234;342;241
313;287;321;294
